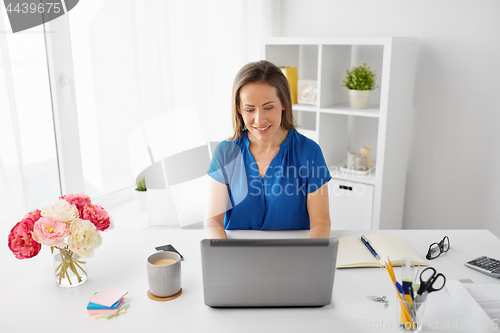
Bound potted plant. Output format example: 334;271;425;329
135;176;147;211
342;63;377;109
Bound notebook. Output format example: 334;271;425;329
336;234;428;268
200;238;338;307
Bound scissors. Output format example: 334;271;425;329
415;267;446;302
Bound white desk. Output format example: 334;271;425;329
2;229;500;333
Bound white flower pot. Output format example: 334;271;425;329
134;189;147;211
348;90;371;109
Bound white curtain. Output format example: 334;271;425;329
128;0;281;227
0;10;28;280
64;0;280;200
132;0;281;142
0;0;281;231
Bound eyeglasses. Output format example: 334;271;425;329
426;236;450;260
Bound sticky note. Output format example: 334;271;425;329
87;299;124;315
88;288;128;307
94;303;130;319
87;296;123;310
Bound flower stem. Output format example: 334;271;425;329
73;260;87;276
60;249;72;285
55;248;87;286
67;252;82;283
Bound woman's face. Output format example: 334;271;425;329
238;82;284;143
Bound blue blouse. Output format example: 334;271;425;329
207;130;331;230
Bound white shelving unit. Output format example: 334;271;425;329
264;37;417;230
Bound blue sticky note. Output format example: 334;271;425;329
87;292;122;310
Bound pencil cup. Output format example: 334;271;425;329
397;297;426;332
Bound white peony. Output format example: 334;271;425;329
67;218;102;258
40;199;79;223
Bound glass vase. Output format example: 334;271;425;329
53;248;88;288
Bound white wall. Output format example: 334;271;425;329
281;0;500;235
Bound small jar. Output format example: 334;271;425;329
347;151;358;169
354;154;367;171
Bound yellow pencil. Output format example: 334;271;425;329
385;257;414;329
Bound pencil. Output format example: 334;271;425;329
385;257;414;328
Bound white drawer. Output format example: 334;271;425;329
329;179;374;230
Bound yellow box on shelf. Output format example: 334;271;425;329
280;67;298;104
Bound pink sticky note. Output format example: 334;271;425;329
87;299;124;315
88;288;128;307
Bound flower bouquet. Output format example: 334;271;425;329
7;193;113;287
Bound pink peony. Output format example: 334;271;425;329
32;216;70;248
60;193;92;216
81;204;113;231
23;210;42;225
8;218;42;259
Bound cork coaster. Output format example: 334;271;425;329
147;288;182;302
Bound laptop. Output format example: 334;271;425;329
200;238;338;307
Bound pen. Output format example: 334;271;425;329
403;287;414;313
395;281;415;324
361;235;380;260
409;286;417;312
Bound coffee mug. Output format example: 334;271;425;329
147;251;181;297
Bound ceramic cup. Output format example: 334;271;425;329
147;251;181;297
354;154;368;171
347;151;359;169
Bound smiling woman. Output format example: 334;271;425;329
204;60;332;239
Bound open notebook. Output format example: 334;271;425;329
336;234;428;268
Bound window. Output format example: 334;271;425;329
37;0;280;210
3;24;59;210
66;2;141;198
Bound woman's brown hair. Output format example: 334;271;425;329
230;60;296;141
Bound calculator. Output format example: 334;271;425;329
465;256;500;278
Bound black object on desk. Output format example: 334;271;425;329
155;244;184;260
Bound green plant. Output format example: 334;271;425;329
136;176;147;191
342;63;377;90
